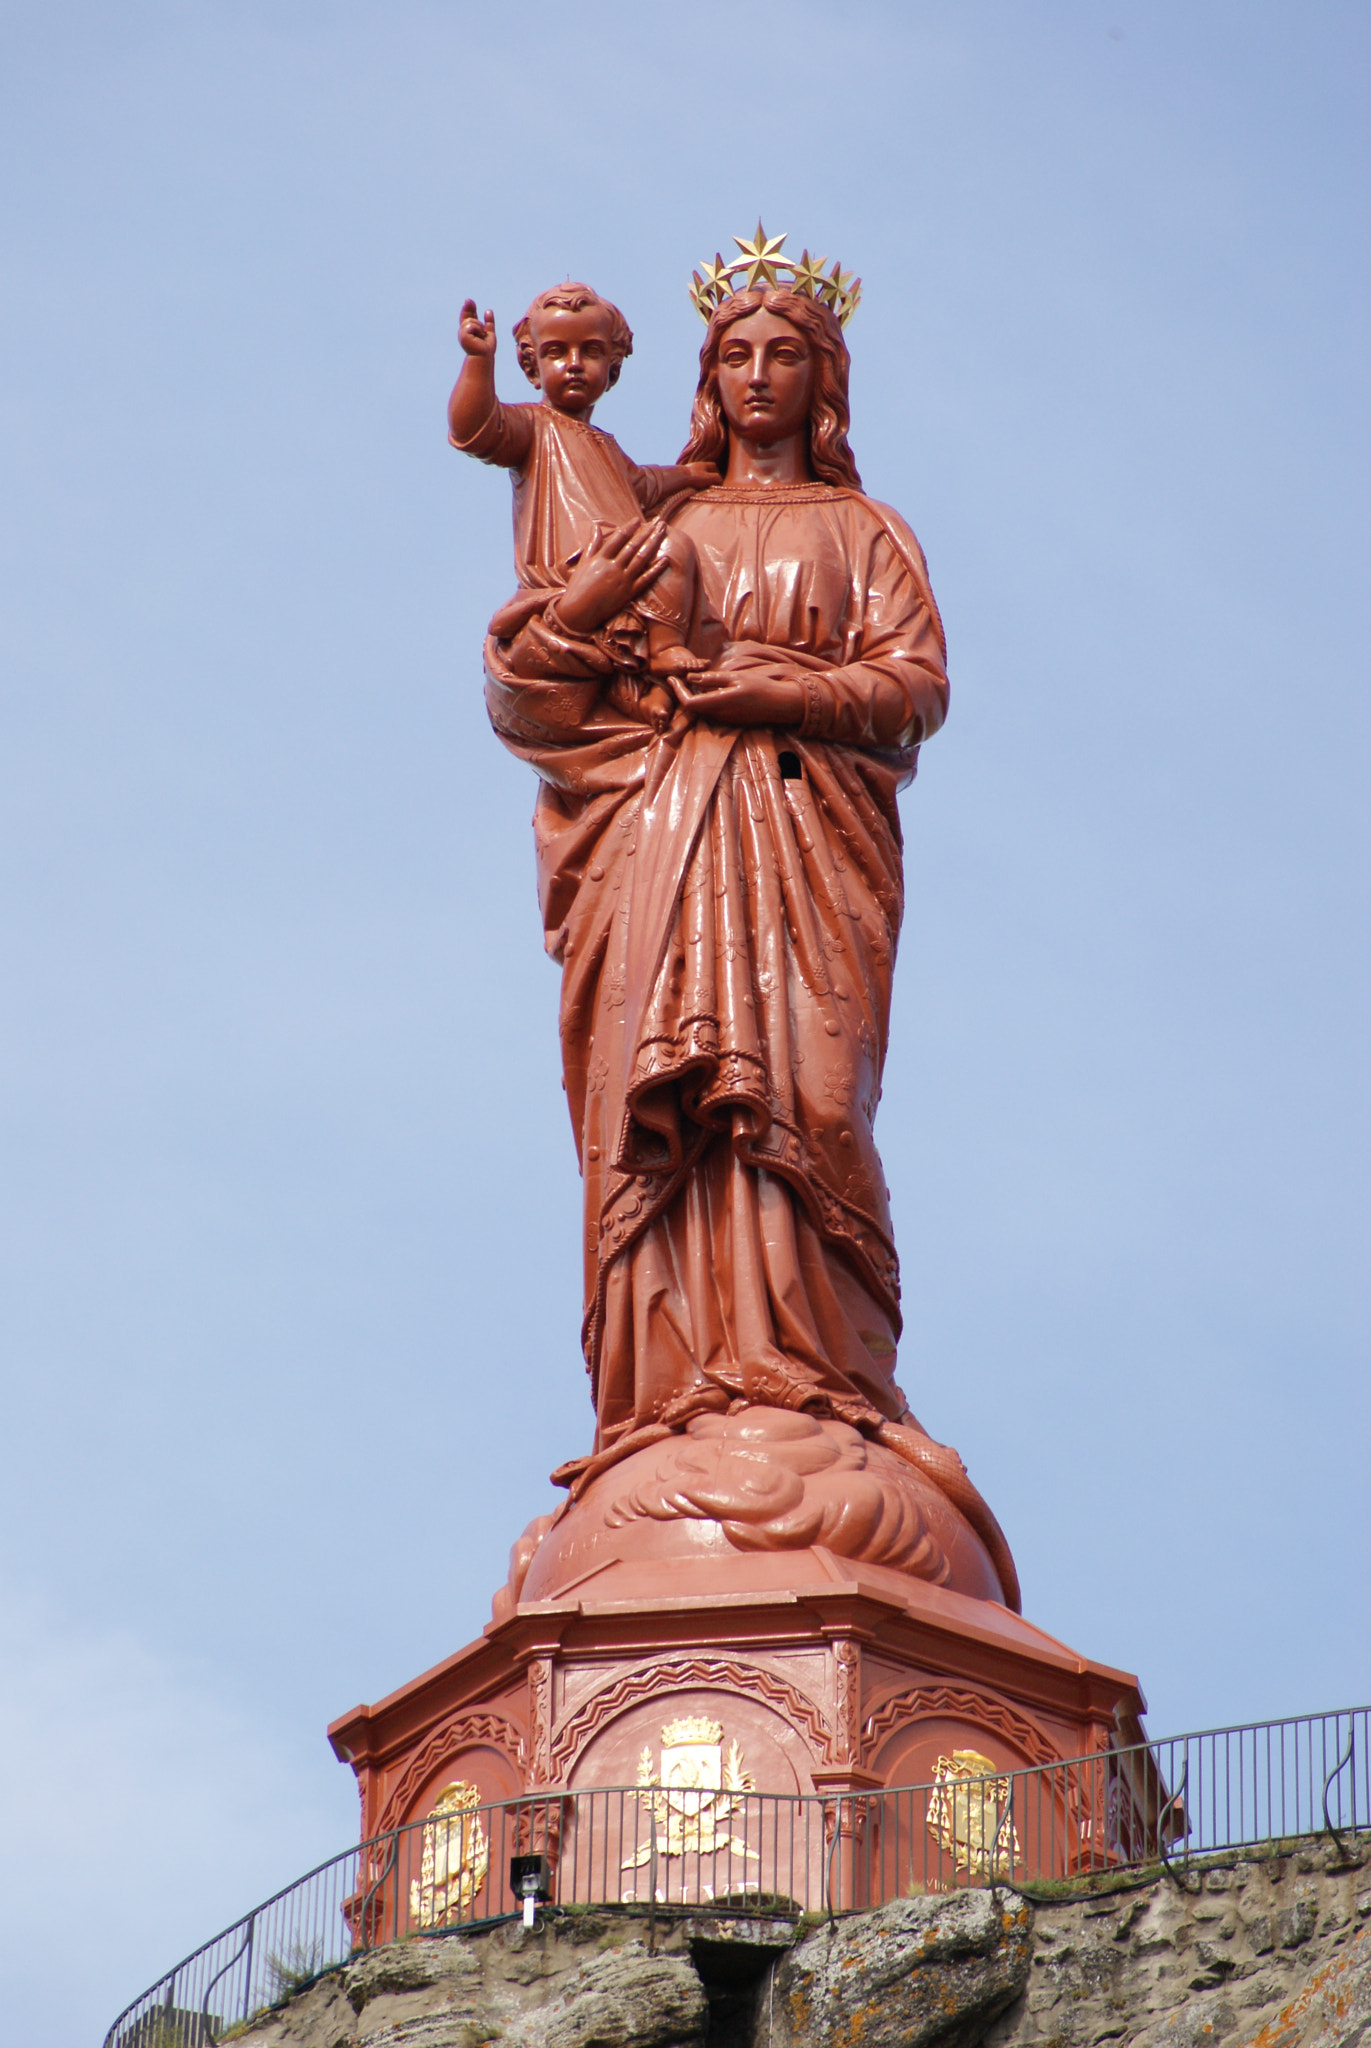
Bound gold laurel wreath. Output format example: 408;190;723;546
689;222;862;328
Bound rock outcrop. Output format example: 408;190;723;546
984;1837;1370;2047
226;1910;740;2047
768;1890;1033;2046
224;1835;1369;2047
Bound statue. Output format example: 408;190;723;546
327;231;1152;1846
449;228;1018;1611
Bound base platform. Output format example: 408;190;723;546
330;1550;1145;1843
331;1412;1151;1895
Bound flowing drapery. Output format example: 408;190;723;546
485;483;950;1491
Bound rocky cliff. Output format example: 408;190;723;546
225;1834;1369;2048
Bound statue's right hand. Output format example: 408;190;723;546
556;521;667;636
459;298;497;357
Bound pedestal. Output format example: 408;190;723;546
329;1413;1147;1845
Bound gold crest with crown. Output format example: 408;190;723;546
690;222;862;328
623;1715;758;1870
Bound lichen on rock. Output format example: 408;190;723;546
769;1889;1034;2047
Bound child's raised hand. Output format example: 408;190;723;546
459;299;497;358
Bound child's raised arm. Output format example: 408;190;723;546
448;299;533;467
448;300;497;442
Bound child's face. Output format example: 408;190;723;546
528;305;618;415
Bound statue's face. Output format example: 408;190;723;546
528;304;618;414
714;308;815;445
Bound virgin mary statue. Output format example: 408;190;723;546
482;245;1017;1610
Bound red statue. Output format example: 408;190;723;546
450;232;1017;1608
327;233;1149;1841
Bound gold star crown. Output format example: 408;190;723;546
661;1715;724;1748
690;223;862;329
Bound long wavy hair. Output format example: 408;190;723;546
678;288;862;490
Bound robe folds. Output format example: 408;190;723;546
483;482;950;1490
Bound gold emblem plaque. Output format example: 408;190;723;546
926;1749;1021;1878
408;1780;490;1927
624;1716;759;1867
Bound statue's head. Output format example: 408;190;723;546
512;285;634;412
679;288;862;490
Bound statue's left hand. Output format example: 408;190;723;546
672;651;805;728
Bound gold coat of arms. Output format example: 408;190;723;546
624;1716;759;1867
926;1749;1021;1877
408;1780;490;1926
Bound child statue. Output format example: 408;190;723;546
448;284;717;729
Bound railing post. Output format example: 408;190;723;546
823;1800;839;1925
1322;1722;1355;1857
242;1912;255;2026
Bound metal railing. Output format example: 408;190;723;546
104;1703;1368;2047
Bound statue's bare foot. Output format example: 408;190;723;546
647;644;710;679
641;683;677;731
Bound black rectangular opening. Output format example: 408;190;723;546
778;750;803;780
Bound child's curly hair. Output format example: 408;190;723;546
513;285;634;389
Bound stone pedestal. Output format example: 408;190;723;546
328;1412;1148;1855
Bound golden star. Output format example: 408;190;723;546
730;220;789;289
821;261;862;326
789;249;830;298
690;252;735;318
838;274;863;324
699;252;733;299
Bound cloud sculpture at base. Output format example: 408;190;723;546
603;1408;951;1581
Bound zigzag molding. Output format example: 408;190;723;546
549;1657;830;1778
376;1711;527;1833
863;1683;1060;1769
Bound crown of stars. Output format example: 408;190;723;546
689;223;862;328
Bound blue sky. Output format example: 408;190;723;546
1;2;1366;2038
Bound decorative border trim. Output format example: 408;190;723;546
863;1683;1060;1769
377;1712;527;1833
828;1640;862;1764
549;1658;831;1778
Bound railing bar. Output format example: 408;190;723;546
604;1787;613;1909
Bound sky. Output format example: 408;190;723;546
1;1;1366;2039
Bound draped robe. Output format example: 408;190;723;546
483;481;949;1492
